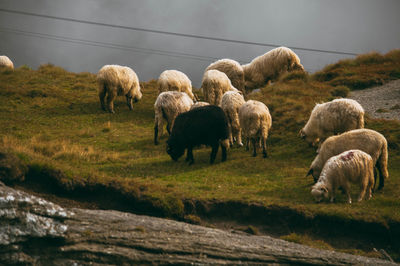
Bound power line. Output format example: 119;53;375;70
0;8;358;56
0;27;223;63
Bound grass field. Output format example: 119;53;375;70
1;51;400;260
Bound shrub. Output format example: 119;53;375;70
331;86;350;97
280;70;309;82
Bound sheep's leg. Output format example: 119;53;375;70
236;128;243;147
347;194;352;204
99;84;107;111
210;143;219;164
358;182;367;202
154;124;159;145
358;190;366;202
245;138;250;151
106;88;117;113
220;143;227;162
376;163;385;190
251;138;257;157
343;185;352;204
126;95;133;110
168;118;175;135
228;123;233;147
372;167;377;192
186;146;194;165
329;189;336;203
367;181;373;200
262;137;267;158
367;169;374;200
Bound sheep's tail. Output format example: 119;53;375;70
230;111;240;131
358;113;365;129
374;139;389;190
246;115;260;137
377;141;389;180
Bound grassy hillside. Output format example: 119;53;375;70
1;51;400;259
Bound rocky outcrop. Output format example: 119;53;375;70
0;182;397;265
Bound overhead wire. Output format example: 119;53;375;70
0;27;222;63
0;8;358;56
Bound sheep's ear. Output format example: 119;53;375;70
305;168;313;177
321;186;328;193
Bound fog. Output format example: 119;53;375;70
1;0;399;86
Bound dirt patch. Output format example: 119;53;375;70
349;79;400;121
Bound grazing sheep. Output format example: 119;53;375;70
300;98;365;146
154;91;194;145
157;70;195;100
221;91;246;147
201;69;239;106
0;55;14;70
239;100;272;157
167;105;229;165
311;150;374;204
190;101;210;110
97;65;142;113
205;59;245;94
242;46;304;90
307;129;389;190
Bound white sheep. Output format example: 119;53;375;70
157;70;195;100
0;55;14;70
205;59;245;94
242;46;304;90
190;101;210;110
97;65;142;113
300;98;365;146
221;91;246;147
307;128;389;190
154;91;194;145
239;100;272;157
311;149;374;204
201;69;239;106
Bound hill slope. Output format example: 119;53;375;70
0;50;400;260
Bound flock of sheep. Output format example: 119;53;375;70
0;46;390;204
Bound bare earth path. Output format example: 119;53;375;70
350;79;400;121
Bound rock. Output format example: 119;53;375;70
350;79;400;121
0;151;28;183
0;182;397;265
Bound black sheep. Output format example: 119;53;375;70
166;105;229;165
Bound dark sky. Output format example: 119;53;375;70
1;0;399;86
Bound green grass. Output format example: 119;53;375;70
1;51;400;259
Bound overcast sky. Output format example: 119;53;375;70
1;0;399;86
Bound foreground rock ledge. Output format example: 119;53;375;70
0;182;396;265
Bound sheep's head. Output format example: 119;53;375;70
166;139;184;162
293;63;305;72
311;183;329;202
306;167;320;183
135;87;143;102
299;129;319;147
